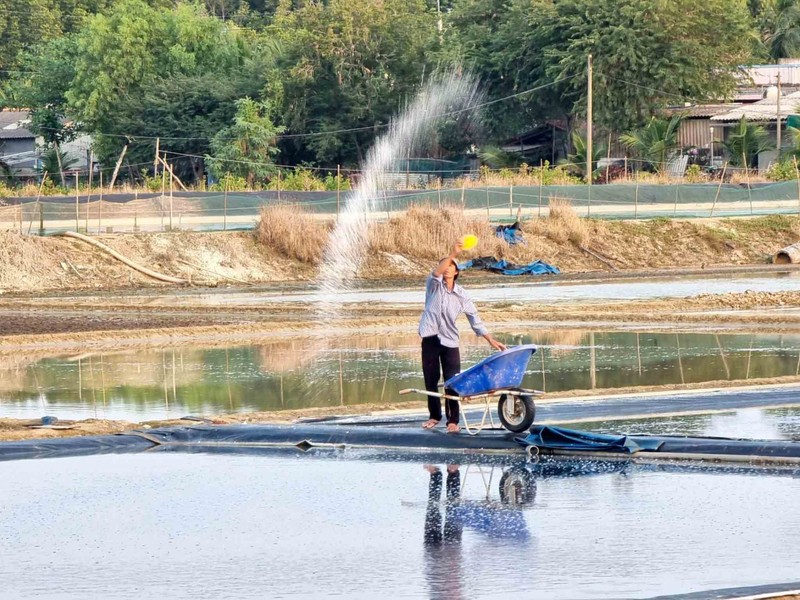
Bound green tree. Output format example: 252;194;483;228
15;0;268;182
723;116;773;167
619;115;685;174
265;0;438;166
207;98;284;186
466;0;756;134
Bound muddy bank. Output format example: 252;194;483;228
3;376;800;442
0;290;799;345
2;212;800;295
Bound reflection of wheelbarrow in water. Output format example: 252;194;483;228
400;344;542;435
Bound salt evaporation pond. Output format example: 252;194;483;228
17;270;800;307
1;450;798;599
4;330;800;421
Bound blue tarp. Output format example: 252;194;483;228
515;425;664;454
460;256;560;276
495;223;524;245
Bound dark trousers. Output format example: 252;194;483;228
421;335;461;424
424;469;463;545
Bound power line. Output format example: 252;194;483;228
24;75;576;144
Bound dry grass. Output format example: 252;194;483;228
368;204;520;260
529;197;592;246
256;204;331;264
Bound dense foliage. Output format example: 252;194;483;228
0;0;792;184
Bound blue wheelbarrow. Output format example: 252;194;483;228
400;344;541;435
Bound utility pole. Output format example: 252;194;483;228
777;71;782;159
587;54;593;188
436;0;443;42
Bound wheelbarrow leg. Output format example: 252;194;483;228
461;395;493;436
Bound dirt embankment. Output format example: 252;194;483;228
2;210;800;294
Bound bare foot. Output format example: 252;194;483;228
446;423;461;434
422;419;440;430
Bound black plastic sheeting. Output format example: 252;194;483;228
3;423;800;463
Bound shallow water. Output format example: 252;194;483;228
0;450;798;599
13;271;800;307
577;406;800;441
3;330;800;421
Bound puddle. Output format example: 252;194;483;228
4;330;800;421
0;451;798;599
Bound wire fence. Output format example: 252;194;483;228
2;178;800;235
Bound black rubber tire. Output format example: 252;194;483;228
499;467;537;507
497;393;536;433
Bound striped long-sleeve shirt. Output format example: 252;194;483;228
418;273;489;348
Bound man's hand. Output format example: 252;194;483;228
485;335;507;352
450;241;463;258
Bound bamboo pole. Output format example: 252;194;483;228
98;171;103;233
709;162;728;217
794;156;800;215
338;350;344;406
672;178;679;216
160;154;166;231
636;332;642;376
168;155;174;231
634;173;639;219
538;159;543;217
540;346;546;393
33;172;47;236
676;334;685;385
223;176;228;231
744;153;753;215
715;334;730;379
108;145;127;191
74;172;80;231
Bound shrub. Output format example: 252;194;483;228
766;160;797;181
209;173;248;192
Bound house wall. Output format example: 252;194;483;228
677;118;724;150
0;138;38;174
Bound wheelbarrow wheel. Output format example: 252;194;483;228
497;392;536;433
499;467;537;507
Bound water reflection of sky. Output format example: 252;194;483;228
4;330;800;421
1;451;798;599
575;407;800;441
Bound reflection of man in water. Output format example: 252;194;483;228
423;464;465;599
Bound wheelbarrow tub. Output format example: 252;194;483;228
445;344;537;397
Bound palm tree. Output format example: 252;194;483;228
561;131;606;182
723;116;773;168
761;0;800;60
37;147;78;183
619;115;685;175
477;145;523;169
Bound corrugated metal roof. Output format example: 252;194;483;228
0;110;34;140
710;91;800;122
666;104;742;118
